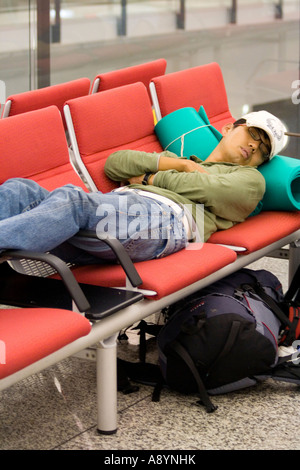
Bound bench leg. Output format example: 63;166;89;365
96;333;118;434
288;240;300;285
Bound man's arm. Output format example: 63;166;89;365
158;156;208;173
131;166;266;222
104;150;208;182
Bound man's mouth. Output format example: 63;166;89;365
241;147;249;159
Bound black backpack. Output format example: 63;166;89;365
119;268;300;412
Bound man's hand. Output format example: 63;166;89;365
126;157;208;185
128;174;148;185
180;159;209;174
158;156;208;174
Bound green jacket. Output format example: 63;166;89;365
104;150;266;241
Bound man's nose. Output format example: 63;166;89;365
249;140;260;152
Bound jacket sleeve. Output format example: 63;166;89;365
104;150;178;182
152;166;266;222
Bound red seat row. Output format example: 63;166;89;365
0;60;299;435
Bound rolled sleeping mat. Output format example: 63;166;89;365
154;106;222;160
259;155;300;211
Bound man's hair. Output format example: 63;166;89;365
233;118;246;127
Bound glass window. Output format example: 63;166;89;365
0;0;299;155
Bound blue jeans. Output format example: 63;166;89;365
0;178;188;263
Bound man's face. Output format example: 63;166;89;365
220;123;270;167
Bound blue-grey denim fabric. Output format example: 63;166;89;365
0;178;188;263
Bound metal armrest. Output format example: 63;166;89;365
76;230;143;288
1;250;91;313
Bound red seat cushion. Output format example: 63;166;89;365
208;211;300;253
69;244;237;300
0;106;87;191
4;78;91;130
151;62;234;132
65;82;163;192
92;59;167;99
0;308;91;379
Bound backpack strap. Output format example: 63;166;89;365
251;281;293;327
284;264;300;303
170;340;218;413
271;356;300;384
244;281;297;345
133;320;163;363
208;320;241;372
279;305;300;346
117;358;140;394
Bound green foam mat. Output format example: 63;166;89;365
155;106;300;213
259;155;300;211
155;106;222;160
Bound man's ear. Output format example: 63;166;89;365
221;122;234;136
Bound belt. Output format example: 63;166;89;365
112;186;194;241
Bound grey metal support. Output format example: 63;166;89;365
288;240;300;286
51;0;61;43
229;0;237;24
118;0;127;36
275;0;283;19
176;0;185;30
96;334;119;434
37;0;51;88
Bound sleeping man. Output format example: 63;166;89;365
0;110;287;263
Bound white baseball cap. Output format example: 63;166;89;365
241;110;288;159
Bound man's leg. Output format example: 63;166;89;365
0;185;188;261
0;184;100;252
0;178;101;264
0;178;49;220
69;190;189;262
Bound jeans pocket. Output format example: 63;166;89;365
22;199;43;212
155;226;188;259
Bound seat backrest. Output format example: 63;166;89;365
150;62;234;131
64;82;163;192
0;105;87;191
91;59;167;99
1;78;91;131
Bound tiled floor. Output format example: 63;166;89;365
1;256;300;451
